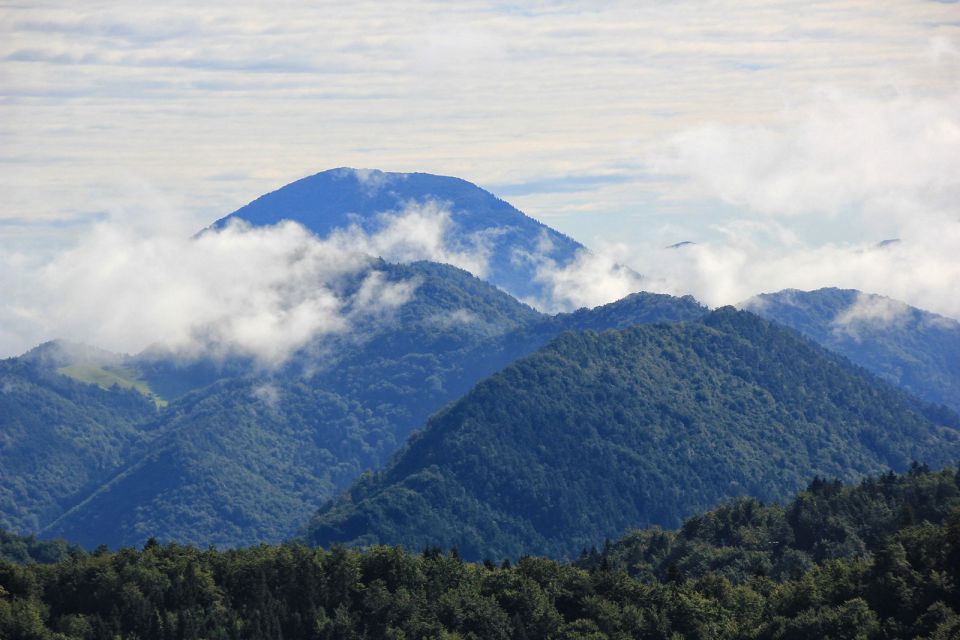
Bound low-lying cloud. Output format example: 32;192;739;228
591;88;960;320
832;292;912;335
0;201;495;364
627;227;960;321
518;88;960;320
529;245;645;312
329;199;493;280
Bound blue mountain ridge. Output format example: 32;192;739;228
214;168;586;304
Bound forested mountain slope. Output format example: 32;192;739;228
743;288;960;412
39;265;704;549
0;354;157;534
3;467;959;639
306;309;960;561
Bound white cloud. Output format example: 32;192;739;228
251;382;281;409
527;245;645;312
627;89;960;321
2;1;959;332
0;200;496;363
330;200;494;279
832;292;911;331
627;227;960;321
3;0;958;247
2;218;379;364
425;308;481;330
348;168;405;194
654;90;960;219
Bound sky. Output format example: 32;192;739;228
1;0;959;358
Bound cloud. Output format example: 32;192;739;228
527;245;645;312
347;168;404;194
653;90;960;219
0;218;409;365
251;382;281;409
425;308;481;330
832;292;911;331
0;202;502;363
489;173;631;197
5;0;958;248
628;89;960;321
629;228;960;321
329;200;494;279
3;2;959;332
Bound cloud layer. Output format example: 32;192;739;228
0;202;499;362
2;1;957;242
625;89;960;319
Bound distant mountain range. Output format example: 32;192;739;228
742;288;960;412
28;265;703;549
3;169;960;559
304;308;960;560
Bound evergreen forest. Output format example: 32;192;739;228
2;466;959;639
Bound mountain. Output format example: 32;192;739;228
5;467;960;640
742;288;960;412
39;265;705;549
304;308;960;561
213;168;587;303
0;349;157;533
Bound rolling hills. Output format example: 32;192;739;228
37;264;705;549
305;308;960;561
5;170;960;561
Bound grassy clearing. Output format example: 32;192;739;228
57;363;167;408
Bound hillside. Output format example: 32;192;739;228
40;266;704;549
0;354;157;533
742;288;960;412
305;308;960;561
3;467;959;639
213;168;587;303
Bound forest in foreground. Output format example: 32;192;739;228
2;465;959;640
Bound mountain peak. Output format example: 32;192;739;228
212;168;587;304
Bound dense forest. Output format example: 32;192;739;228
36;261;542;549
306;308;960;560
0;530;79;566
2;467;959;639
